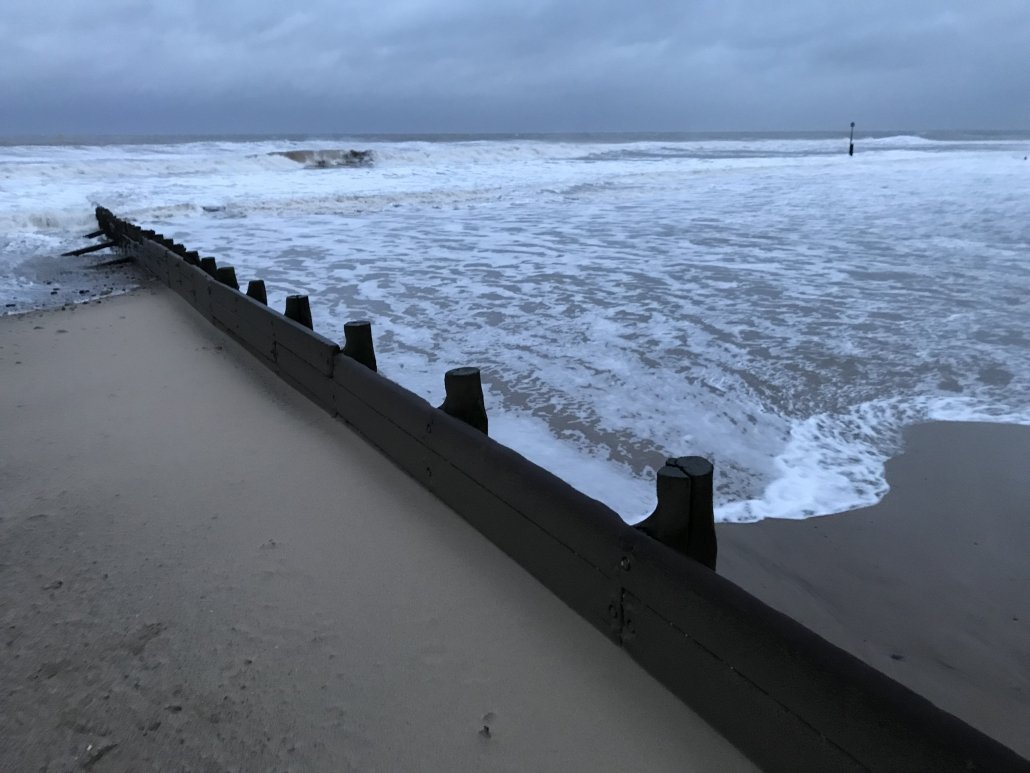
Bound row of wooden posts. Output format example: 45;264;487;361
167;235;499;440
87;211;717;569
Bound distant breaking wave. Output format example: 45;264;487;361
270;149;374;169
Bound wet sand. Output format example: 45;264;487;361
1;248;141;315
0;286;753;772
719;421;1030;758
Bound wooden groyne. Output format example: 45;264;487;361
85;208;1030;772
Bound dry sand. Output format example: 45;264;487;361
719;421;1030;758
0;286;754;772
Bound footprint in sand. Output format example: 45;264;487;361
479;712;497;738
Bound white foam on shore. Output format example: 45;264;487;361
718;397;1030;523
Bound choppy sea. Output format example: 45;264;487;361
3;131;1029;523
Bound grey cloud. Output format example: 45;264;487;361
1;0;1027;133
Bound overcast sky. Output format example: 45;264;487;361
2;0;1028;135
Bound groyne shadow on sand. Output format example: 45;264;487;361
82;208;1029;773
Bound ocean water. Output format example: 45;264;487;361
3;131;1029;523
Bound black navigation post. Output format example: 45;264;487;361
849;121;855;157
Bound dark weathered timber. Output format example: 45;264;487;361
419;409;622;567
284;294;313;330
328;370;435;470
168;258;192;302
636;457;716;569
636;466;690;542
423;449;621;638
246;280;267;305
232;292;276;363
673;456;717;569
83;229;105;239
208;280;239;335
86;256;134;269
342;320;377;371
439;367;488;435
186;262;213;320
621;593;865;770
620;529;1030;772
332;354;433;441
216;266;239;290
62;241;117;257
270;313;338;376
276;346;334;414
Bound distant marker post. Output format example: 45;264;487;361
849;122;855;157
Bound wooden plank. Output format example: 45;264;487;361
168;258;191;300
424;448;620;641
423;411;628;572
189;267;213;320
328;378;432;480
326;373;619;639
622;596;863;773
61;241;116;257
275;345;334;414
139;243;169;285
208;281;239;335
175;260;201;306
619;532;1027;772
269;313;338;376
233;293;276;362
332;355;435;440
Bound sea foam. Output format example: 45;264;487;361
3;133;1028;522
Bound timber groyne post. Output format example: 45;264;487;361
284;295;313;329
246;280;267;304
439;367;488;435
342;320;377;371
635;457;717;570
216;266;239;290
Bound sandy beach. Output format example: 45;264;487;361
0;286;754;771
719;421;1030;757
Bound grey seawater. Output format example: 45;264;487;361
5;131;1029;521
142;134;1030;522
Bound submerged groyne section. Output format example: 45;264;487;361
86;208;1028;772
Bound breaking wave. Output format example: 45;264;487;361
4;132;1029;522
269;149;374;169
